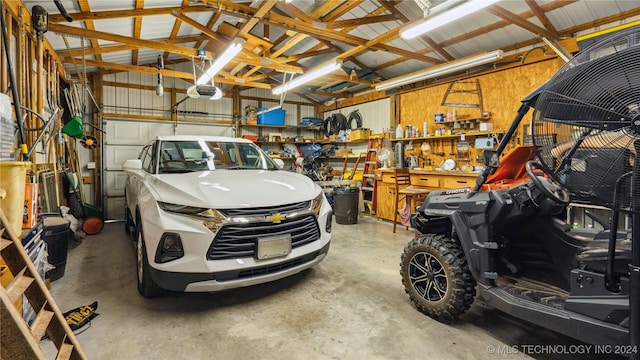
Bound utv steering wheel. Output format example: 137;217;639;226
525;161;570;205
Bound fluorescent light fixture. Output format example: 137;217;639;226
541;37;571;63
272;60;343;95
196;38;245;85
401;0;501;39
375;50;503;91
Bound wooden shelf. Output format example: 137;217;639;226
239;124;322;131
391;130;504;141
433;117;486;125
256;141;323;145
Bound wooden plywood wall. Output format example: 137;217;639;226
399;58;563;135
397;58;564;167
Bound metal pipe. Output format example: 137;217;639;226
629;141;640;360
606;171;632;292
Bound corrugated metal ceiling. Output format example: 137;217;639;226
15;0;640;104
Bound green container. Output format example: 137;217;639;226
83;203;103;219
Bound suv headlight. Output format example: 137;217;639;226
157;202;226;233
311;192;324;215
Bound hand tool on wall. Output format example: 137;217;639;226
449;139;455;155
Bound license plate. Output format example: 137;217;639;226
257;235;291;260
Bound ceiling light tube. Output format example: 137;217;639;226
401;0;501;39
196;38;245;85
272;60;343;95
375;50;503;91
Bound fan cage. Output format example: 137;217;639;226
530;26;640;211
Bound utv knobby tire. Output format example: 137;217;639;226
400;234;476;322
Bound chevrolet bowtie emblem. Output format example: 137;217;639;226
265;213;286;223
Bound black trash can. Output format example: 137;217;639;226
43;217;71;281
334;186;359;225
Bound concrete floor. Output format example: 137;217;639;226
40;215;608;360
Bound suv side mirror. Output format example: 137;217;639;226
123;159;143;173
272;158;285;169
483;150;500;168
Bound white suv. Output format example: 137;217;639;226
123;135;332;297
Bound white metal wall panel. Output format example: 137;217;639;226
323;98;391;133
106;120;148;145
174;123;232;137
104;171;128;197
104;145;141;171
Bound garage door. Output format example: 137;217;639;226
103;118;233;219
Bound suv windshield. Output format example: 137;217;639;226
158;140;276;173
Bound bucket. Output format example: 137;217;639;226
334;186;359;225
43;216;71;281
0;161;30;236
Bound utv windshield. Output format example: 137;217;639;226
158;140;277;173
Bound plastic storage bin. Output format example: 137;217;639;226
257;108;285;125
333;186;359;225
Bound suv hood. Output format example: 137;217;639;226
149;170;320;208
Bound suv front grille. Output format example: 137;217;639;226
218;201;310;217
206;214;320;260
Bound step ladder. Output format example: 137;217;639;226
361;136;383;215
440;79;483;111
0;208;87;360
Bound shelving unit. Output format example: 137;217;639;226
238;124;324;143
390;130;504;141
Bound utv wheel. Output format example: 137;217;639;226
136;220;163;298
400;234;476;322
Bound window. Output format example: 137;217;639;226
140;145;153;173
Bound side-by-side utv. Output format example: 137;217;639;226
400;26;639;358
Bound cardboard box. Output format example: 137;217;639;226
335;148;351;157
350;129;371;141
22;183;38;229
479;122;494;131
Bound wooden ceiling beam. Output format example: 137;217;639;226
103;80;188;94
236;1;278;37
525;0;558;35
77;0;102;63
321;0;363;22
194;13;222;51
281;49;334;63
171;10;228;50
198;0;438;64
378;1;454;61
438;0;576;50
71;58;273;89
62;36;206;57
326;14;399;30
163;0;191;62
486;5;556;39
48;6;212;23
48;23;211;58
132;0;145;65
228;1;279;77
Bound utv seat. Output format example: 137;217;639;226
576;240;632;275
